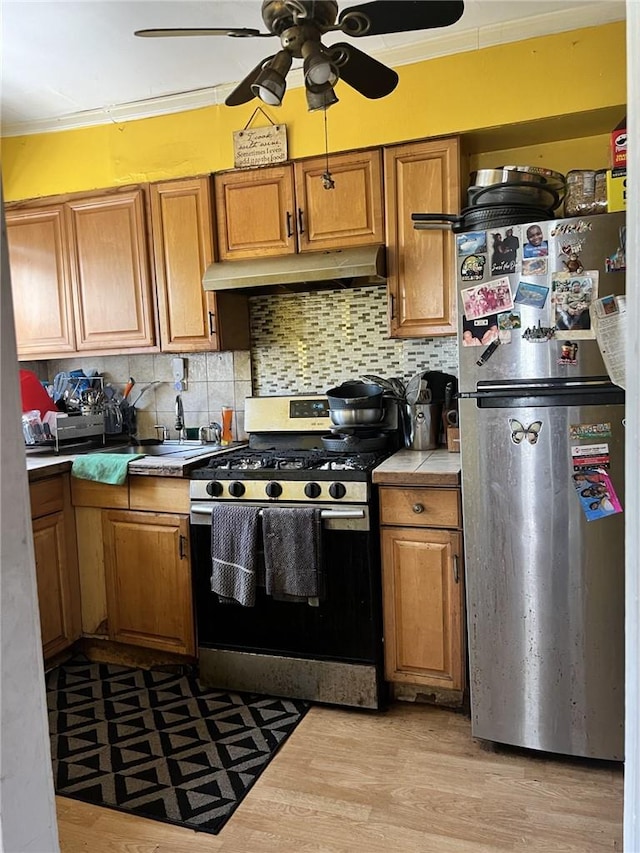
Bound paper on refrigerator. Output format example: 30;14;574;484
590;295;627;389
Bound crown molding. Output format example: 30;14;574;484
1;1;625;138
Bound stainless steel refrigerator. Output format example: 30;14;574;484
457;212;626;760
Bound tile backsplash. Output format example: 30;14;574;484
22;285;459;439
249;285;458;395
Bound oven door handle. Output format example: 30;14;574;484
190;505;365;520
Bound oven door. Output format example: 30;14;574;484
190;501;382;664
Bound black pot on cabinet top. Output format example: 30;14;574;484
326;382;384;410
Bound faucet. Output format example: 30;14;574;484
175;394;186;442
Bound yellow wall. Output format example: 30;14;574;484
2;21;625;202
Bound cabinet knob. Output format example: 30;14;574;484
412;503;425;514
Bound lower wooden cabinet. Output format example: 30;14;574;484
379;485;465;693
102;510;195;655
30;474;81;659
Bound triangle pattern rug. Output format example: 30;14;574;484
47;657;309;834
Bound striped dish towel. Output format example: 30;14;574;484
210;504;260;606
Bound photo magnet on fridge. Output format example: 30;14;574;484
522;223;548;257
462;314;511;347
489;226;520;275
457;231;487;256
551;271;598;339
461;277;514;321
460;254;486;281
572;467;622;521
514;281;549;309
522;257;548;276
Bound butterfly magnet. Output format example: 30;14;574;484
509;418;542;445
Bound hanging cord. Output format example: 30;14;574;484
322;107;335;190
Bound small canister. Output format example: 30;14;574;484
593;169;608;214
564;170;596;216
408;403;441;450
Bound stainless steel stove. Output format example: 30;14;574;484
189;394;400;709
189;395;397;506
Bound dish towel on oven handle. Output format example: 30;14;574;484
210;504;260;606
262;506;323;606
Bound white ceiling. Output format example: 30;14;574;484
1;0;625;137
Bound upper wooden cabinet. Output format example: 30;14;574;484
6;204;77;358
149;176;249;352
214;149;384;260
66;189;155;351
384;137;461;338
7;188;156;359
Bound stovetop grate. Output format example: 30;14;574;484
190;447;393;479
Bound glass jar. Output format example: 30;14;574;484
593;169;608;214
564;170;596;216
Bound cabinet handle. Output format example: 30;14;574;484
389;292;396;320
298;207;305;234
208;311;215;336
412;503;424;514
179;534;188;560
453;554;460;584
286;211;293;238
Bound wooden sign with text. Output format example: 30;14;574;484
233;125;288;168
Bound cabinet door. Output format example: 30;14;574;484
384;138;460;337
150;176;217;352
103;510;195;655
66;190;156;351
294;149;384;252
214;166;296;259
6;204;76;358
32;508;81;659
381;526;464;690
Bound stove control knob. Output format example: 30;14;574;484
228;481;246;498
329;482;347;500
265;481;282;498
305;482;322;499
206;481;223;497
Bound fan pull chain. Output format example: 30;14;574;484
322;107;335;190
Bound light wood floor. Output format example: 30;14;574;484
56;702;623;853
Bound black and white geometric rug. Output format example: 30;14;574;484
46;657;309;834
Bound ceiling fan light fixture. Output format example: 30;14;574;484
302;41;338;88
250;50;292;106
305;83;339;112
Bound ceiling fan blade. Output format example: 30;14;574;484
134;27;272;39
338;1;464;37
225;56;275;106
331;44;398;99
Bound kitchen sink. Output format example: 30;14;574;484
105;442;217;459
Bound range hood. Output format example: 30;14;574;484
202;245;386;294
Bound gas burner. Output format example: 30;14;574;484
319;458;364;471
276;459;305;470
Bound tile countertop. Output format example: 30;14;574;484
372;448;461;487
25;444;244;482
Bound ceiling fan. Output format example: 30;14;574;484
135;1;465;111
